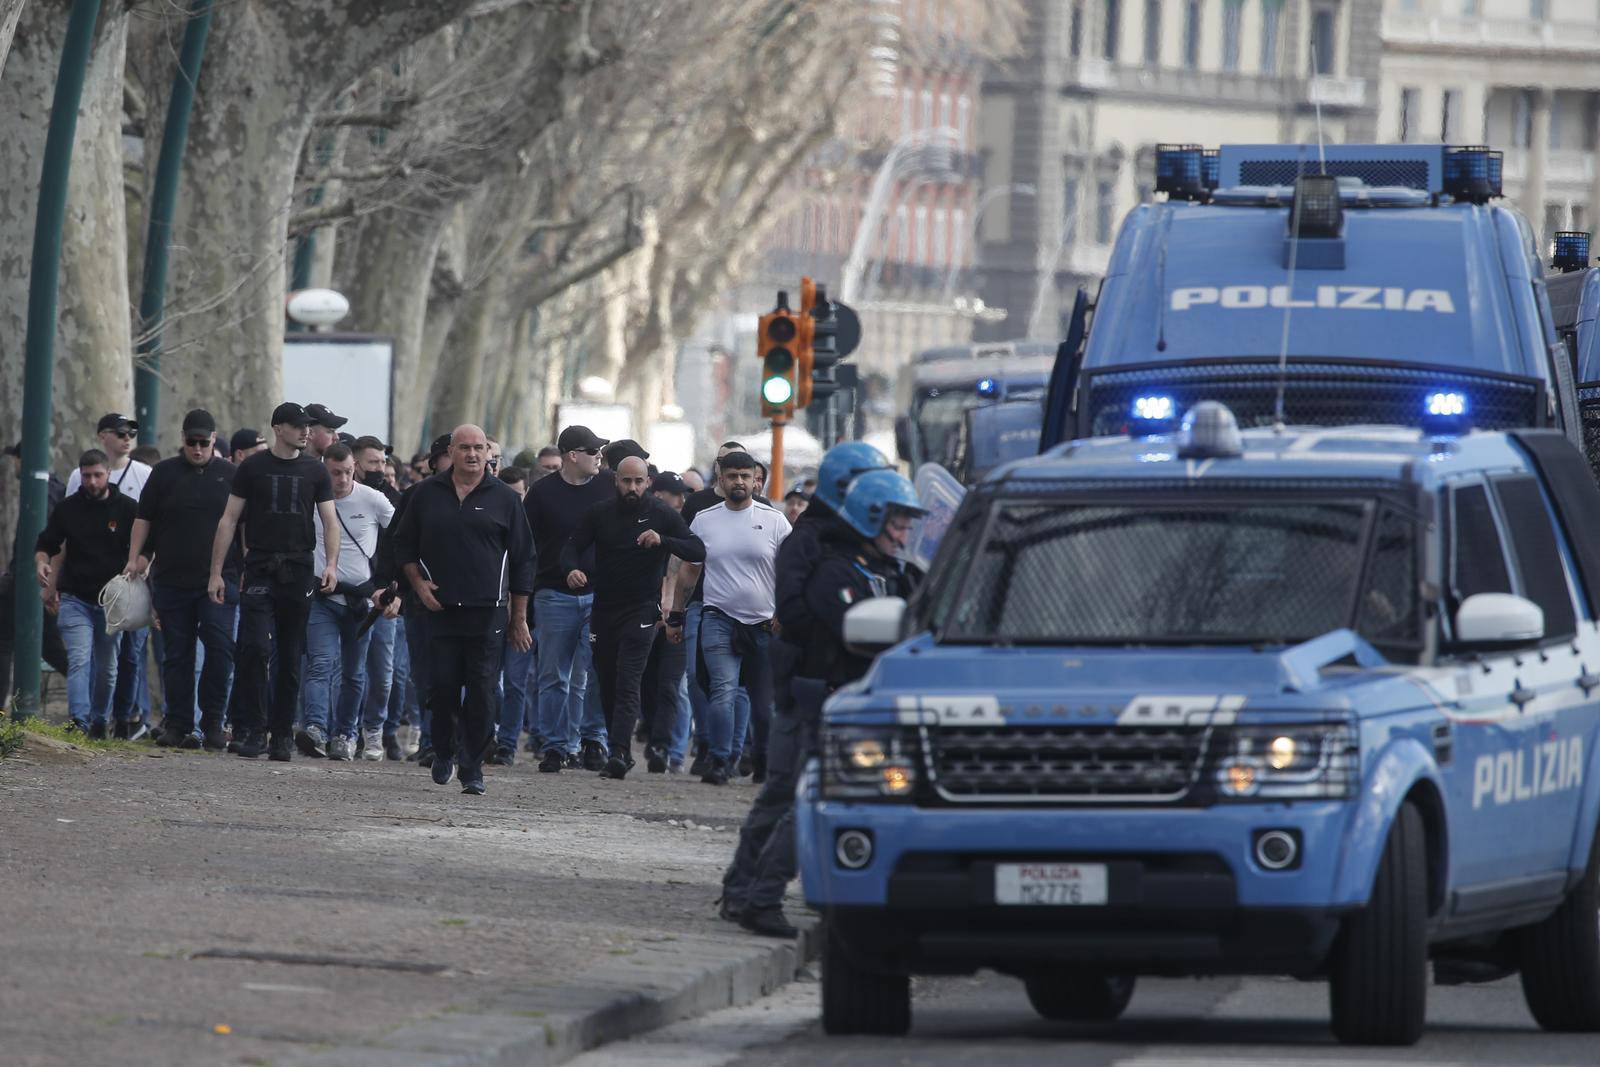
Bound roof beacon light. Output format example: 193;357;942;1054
1129;394;1178;436
1443;146;1496;204
1292;175;1343;238
976;377;999;397
1553;231;1591;273
1155;144;1206;202
1487;150;1504;198
1201;149;1220;191
1422;391;1471;435
1177;401;1243;459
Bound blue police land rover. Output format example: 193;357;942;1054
797;404;1600;1046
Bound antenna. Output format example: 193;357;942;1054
1273;150;1309;430
1311;26;1327;174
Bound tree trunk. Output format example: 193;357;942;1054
0;0;132;466
0;0;25;76
427;268;510;434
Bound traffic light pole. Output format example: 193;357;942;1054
12;0;106;720
768;418;785;499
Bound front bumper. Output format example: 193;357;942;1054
799;787;1361;976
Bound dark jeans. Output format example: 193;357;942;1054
151;581;238;734
428;608;506;777
234;560;315;739
592;600;660;762
642;628;688;755
0;573;68;699
403;607;434;748
723;703;809;911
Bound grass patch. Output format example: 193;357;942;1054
0;712;24;759
439;917;468;927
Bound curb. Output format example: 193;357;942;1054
278;924;817;1066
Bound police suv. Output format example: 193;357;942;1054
1040;144;1586;463
799;404;1600;1046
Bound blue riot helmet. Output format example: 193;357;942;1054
814;441;891;511
839;469;926;539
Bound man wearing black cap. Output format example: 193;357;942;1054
208;402;338;760
125;409;240;749
68;412;155;738
524;425;615;772
230;429;266;464
303;403;347;460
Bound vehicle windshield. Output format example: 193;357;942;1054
915;385;1045;470
930;496;1419;651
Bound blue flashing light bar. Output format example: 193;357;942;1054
1422;390;1471;435
1443;146;1497;204
1425;391;1467;418
1201;149;1220;190
976;377;999;397
1155;144;1206;201
1130;395;1179;436
1553;231;1591;273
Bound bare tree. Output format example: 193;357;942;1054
0;0;26;76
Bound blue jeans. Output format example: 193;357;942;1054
362;614;399;734
699;608;774;765
388;624;413;729
403;609;432;748
150;582;237;735
56;593;118;729
533;589;601;755
302;598;373;740
669;673;692;763
498;639;537;749
113;626;149;724
684;602;710;750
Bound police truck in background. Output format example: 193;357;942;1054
1039;144;1587;463
895;341;1053;484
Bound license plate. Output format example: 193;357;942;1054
995;863;1108;906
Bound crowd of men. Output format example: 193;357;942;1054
4;401;927;937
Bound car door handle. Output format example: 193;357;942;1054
1579;672;1600;694
1511;686;1535;708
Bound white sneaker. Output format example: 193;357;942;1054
361;728;383;760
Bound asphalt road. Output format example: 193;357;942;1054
578;970;1598;1067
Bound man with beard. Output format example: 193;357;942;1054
561;456;703;780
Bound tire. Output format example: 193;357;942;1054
1024;973;1136;1022
1329;800;1428;1046
1519;825;1600;1032
820;920;911;1036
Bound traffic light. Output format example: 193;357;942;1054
796;278;818;407
758;291;805;419
810;283;841;401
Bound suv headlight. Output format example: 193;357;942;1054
1214;722;1358;800
823;726;919;800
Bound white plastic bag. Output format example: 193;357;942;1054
100;573;153;633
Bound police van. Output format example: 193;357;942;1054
798;404;1600;1046
1039;144;1586;465
1544;230;1600;479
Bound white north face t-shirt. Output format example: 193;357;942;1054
690;500;792;624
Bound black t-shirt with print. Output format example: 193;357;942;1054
229;450;334;559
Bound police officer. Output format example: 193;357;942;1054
720;466;921;937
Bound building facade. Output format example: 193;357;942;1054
976;0;1381;340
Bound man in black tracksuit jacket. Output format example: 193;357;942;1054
560;456;704;780
392;425;534;795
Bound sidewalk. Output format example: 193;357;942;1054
0;734;811;1066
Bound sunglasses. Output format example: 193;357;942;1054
108;429;135;440
184;437;211;448
573;447;600;456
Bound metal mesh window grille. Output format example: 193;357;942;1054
1238;159;1431;189
1356;507;1421;645
1085;364;1540;438
1576;386;1600;482
946;502;1373;643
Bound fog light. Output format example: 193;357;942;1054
1222;762;1258;796
836;830;874;869
881;766;913;796
1254;829;1300;871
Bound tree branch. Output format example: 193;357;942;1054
289;199;359;234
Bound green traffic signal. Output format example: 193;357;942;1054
762;374;795;405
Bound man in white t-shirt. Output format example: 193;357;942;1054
65;412;155;738
300;442;395;761
673;451;791;785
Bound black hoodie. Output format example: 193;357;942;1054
774;498;857;646
35;486;136;602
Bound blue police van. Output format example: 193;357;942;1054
1545;230;1600;478
1039;144;1586;462
798;404;1600;1046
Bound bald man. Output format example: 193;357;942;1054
560;456;704;780
392;424;536;795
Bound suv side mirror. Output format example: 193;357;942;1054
1454;593;1545;648
844;597;907;656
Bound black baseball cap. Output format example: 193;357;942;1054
784;487;809;502
181;409;216;434
429;433;453;461
230;428;265;451
557;425;608;453
602;439;649;468
651;472;687;495
336;431;357;447
271;402;311;427
96;412;137;433
304;403;347;429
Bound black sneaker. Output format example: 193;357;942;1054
718;895;744;923
739;906;799;939
737;753;754;778
580;739;607;771
600;756;629;780
701;759;729;786
295;725;328;758
431;756;455;786
267;734;293;762
461;776;485;796
416;746;435;768
88;720;108;740
112;720;130;741
646;747;667;774
382;734;403;761
177;732;201;750
128;722;151;742
538;749;564;773
564;752;582;769
203;726;228;752
236;731;267;758
688;745;709;778
487;746;516;767
751;755;767;784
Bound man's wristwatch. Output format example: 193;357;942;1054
667;610;685;627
